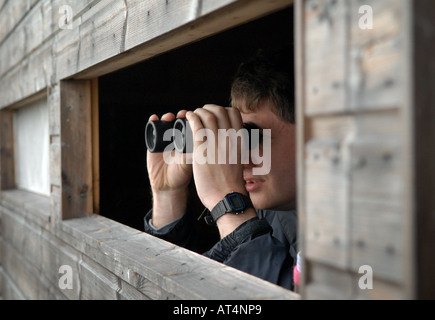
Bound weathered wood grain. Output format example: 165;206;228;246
298;0;419;299
0;109;15;190
0;40;53;110
58;0;293;80
60;214;299;300
0;0;95;109
79;255;119;300
304;0;348;115
1;265;27;300
2;240;51;299
349;0;406;111
1;205;44;271
0;0;96;80
349;111;404;284
304;115;354;269
50;136;61;189
0;189;51;226
0;0;293;109
0;0;39;46
60;80;93;220
305;261;406;300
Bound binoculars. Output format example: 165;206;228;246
145;118;258;153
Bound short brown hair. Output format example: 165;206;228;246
231;46;295;123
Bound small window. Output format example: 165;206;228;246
13;98;50;196
98;8;294;249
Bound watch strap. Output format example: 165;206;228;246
210;200;230;222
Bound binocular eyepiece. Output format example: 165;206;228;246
145;118;259;153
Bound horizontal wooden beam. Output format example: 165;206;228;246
60;214;299;300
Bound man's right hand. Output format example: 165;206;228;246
146;111;193;228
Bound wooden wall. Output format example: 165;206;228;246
0;0;298;300
296;0;434;299
0;0;433;300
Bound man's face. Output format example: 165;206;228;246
239;99;296;211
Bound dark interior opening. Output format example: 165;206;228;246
98;6;294;252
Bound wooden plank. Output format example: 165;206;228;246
304;0;407;115
0;109;15;190
299;0;417;300
2;240;50;299
72;0;128;73
0;39;53;110
0;190;74;300
65;0;293;79
0;206;44;272
56;217;189;299
353;278;406;300
60;215;299;300
107;233;298;300
78;255;119;300
349;0;406;111
118;279;151;300
0;0;7;13
50;185;62;224
0;0;95;80
56;216;178;299
48;84;61;136
304;0;349;116
0;266;27;300
60;80;93;219
50;136;61;188
305;262;406;299
0;0;39;46
304;262;354;299
0;0;44;80
304;116;354;269
0;189;51;227
348;111;405;284
39;229;82;300
123;0;199;52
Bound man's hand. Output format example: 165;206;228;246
147;111;193;228
186;105;257;238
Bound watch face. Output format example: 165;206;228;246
227;193;245;211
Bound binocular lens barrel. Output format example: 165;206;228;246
145;120;175;153
145;119;258;153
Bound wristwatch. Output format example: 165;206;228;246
208;192;253;223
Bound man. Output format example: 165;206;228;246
144;47;297;290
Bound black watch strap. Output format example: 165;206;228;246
209;192;253;223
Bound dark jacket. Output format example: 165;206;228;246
144;209;298;290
